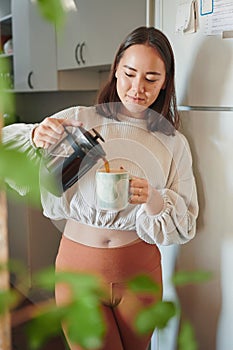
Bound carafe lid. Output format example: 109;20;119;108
74;126;106;157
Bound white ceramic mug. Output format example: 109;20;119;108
96;169;129;210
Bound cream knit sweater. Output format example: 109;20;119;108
2;106;199;245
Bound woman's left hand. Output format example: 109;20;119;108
129;176;164;215
129;176;149;204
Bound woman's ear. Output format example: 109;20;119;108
115;67;119;79
162;78;166;90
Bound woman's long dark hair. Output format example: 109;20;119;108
96;26;180;135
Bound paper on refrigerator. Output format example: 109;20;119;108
204;0;233;35
175;0;197;34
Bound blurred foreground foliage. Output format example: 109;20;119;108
0;145;41;205
0;262;212;350
0;59;14;114
36;0;65;26
28;269;106;349
0;1;66;204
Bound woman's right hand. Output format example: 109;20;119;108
32;117;83;149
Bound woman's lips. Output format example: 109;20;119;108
127;95;144;103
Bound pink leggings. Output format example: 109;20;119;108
55;235;162;350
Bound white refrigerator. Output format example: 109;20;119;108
151;1;233;349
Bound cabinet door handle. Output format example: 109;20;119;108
28;71;34;89
80;42;85;64
75;43;81;65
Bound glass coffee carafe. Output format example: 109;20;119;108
41;125;106;195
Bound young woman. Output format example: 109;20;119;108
3;27;198;350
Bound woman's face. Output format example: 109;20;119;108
115;44;166;118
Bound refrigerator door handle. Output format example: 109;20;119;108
146;0;155;27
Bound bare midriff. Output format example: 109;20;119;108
63;219;140;248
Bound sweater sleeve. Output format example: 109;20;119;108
2;122;39;157
1;106;80;196
135;135;199;245
2;123;41;195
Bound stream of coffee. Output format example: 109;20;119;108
103;157;110;173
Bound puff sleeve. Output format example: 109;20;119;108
2;123;41;195
135;134;199;245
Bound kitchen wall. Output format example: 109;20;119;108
176;110;233;350
14;90;98;123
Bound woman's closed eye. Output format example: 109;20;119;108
124;71;158;83
125;71;135;78
145;77;158;83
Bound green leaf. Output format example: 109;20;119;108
172;270;213;286
0;289;19;314
65;299;105;349
6;259;27;276
0;146;41;205
0;261;28;308
36;0;65;26
178;321;198;350
55;271;104;298
26;304;66;349
32;269;106;348
0;60;14;113
127;274;160;294
135;301;177;334
33;266;56;291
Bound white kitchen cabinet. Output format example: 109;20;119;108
12;0;57;91
57;0;152;70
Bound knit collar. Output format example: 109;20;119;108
117;113;147;127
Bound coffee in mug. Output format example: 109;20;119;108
96;169;129;210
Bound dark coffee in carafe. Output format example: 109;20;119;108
42;126;106;195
